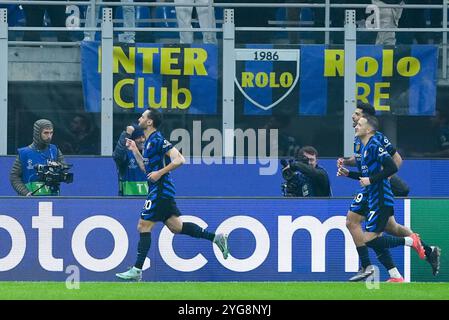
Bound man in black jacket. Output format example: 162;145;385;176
281;146;331;197
113;123;148;196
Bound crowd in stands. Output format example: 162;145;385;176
1;1;446;44
2;1;448;158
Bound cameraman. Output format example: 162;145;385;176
113;124;148;196
10;119;65;196
282;146;332;197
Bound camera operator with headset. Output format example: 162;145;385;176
10;119;68;196
281;146;332;197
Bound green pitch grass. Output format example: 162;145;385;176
0;282;448;300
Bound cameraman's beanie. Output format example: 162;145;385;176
33;119;54;147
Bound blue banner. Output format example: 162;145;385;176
2;157;449;197
81;42;218;114
235;45;438;116
0;198;404;281
81;43;438;116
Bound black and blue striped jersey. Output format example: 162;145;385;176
360;136;395;210
142;131;176;199
354;131;395;172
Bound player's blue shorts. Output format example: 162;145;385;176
365;206;394;233
140;190;181;222
349;189;369;216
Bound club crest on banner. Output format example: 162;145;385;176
235;49;300;111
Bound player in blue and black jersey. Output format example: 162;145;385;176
339;115;440;282
337;103;439;281
116;108;229;281
338;103;409;197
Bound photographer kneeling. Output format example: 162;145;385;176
10;119;71;196
281;146;332;197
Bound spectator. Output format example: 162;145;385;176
281;146;332;197
174;0;217;44
61;114;100;155
84;0;139;43
22;0;70;42
372;0;404;45
113;123;148;196
9;119;65;196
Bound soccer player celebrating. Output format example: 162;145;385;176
338;103;440;281
338;115;440;282
338;103;409;197
116;108;229;281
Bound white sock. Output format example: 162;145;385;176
404;237;413;247
388;267;402;279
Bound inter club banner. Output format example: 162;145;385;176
235;44;438;116
81;42;218;114
80;42;438;116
